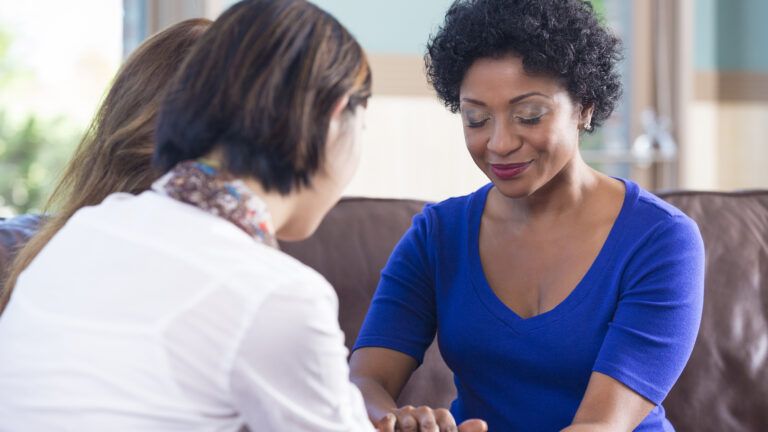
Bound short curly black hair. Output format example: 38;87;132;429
425;0;623;129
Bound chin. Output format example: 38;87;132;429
488;176;538;199
276;221;321;242
494;185;534;199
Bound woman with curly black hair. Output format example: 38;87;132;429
350;1;704;431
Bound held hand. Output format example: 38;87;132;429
457;419;488;432
375;405;488;432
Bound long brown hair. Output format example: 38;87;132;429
0;18;212;312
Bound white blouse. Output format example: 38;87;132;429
0;192;374;432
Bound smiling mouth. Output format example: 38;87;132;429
490;160;533;179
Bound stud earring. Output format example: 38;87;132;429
584;122;592;131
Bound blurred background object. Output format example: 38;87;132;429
0;0;766;215
0;0;121;217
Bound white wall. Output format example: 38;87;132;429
686;100;768;190
345;96;489;202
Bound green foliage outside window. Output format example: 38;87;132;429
590;0;606;20
0;29;80;217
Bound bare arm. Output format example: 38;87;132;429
349;347;418;425
350;347;487;432
561;372;654;432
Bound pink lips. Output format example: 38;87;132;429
490;161;532;180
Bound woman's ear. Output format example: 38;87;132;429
327;95;351;142
580;103;595;131
331;95;351;119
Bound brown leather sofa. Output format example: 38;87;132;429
280;190;768;432
1;190;766;431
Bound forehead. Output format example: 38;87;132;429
459;54;565;101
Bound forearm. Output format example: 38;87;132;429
351;376;399;424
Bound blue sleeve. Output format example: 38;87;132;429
592;215;705;405
352;208;437;364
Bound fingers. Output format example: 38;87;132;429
458;418;488;432
383;405;460;431
434;408;459;432
413;406;438;432
376;412;396;432
396;406;419;432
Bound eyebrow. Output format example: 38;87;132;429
461;92;550;107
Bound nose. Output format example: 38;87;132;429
487;120;522;155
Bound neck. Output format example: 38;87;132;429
241;179;299;237
201;149;300;237
496;152;600;223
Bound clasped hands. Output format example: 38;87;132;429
375;405;488;432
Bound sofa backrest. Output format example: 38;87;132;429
657;190;768;431
281;190;768;431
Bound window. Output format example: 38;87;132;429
0;0;122;216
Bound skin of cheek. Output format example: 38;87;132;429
533;109;582;186
463;101;582;198
325;107;365;196
289;108;365;239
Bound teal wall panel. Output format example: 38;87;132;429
695;0;768;72
311;0;454;55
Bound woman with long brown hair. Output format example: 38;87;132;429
0;18;212;307
0;1;375;431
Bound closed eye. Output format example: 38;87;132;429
467;119;489;128
517;115;542;125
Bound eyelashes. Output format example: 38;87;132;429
517;115;542;125
465;115;543;128
467;119;489;128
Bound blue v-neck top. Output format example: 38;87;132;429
354;179;704;431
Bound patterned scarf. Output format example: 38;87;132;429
152;160;279;248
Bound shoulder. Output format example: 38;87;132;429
616;180;704;271
621;179;701;240
182;229;338;313
416;183;492;233
78;191;336;304
235;246;334;299
426;183;492;215
635;183;690;220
